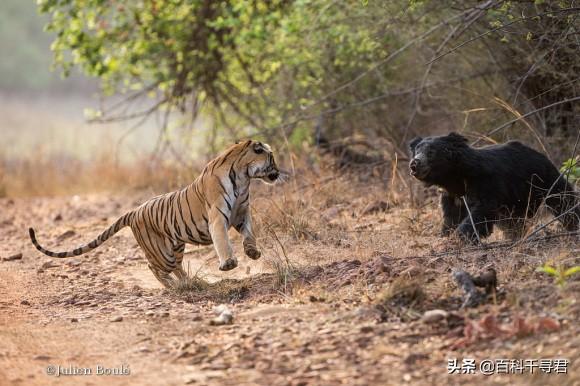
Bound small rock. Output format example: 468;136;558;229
57;230;76;242
3;253;23;261
210;313;233;326
192;314;203;321
71;318;78;323
210;304;233;326
309;295;326;303
213;304;231;316
20;300;31;306
110;316;123;322
33;355;51;361
145;311;155;317
54;214;63;221
421;309;449;324
41;261;57;270
360;325;374;333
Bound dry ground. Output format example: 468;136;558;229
0;166;579;386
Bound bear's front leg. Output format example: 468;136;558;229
208;207;238;271
457;204;494;243
234;209;261;260
440;192;467;236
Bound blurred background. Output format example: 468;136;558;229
1;0;578;197
0;0;165;196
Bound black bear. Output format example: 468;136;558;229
408;132;579;242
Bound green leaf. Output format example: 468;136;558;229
536;265;559;276
563;266;580;278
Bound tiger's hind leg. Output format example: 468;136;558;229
148;263;176;289
172;243;188;281
131;226;178;288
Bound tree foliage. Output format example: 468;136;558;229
40;0;579;152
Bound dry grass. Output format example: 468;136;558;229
0;150;197;197
5;145;579;315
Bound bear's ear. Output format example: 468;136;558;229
446;132;468;144
408;137;422;154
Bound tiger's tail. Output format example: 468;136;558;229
29;212;134;258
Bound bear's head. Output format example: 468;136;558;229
408;132;469;185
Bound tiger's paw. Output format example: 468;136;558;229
219;257;238;271
244;245;261;260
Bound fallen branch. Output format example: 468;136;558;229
453;268;497;308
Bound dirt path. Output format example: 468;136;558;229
0;193;578;385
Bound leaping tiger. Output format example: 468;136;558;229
29;140;280;288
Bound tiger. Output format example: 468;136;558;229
29;140;280;288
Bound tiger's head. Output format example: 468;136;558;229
237;140;280;184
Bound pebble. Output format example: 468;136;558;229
41;261;57;270
421;309;449;324
360;325;374;333
213;304;230;315
110;316;123;322
71;318;78;323
210;305;234;326
2;253;23;261
56;230;76;241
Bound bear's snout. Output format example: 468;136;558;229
409;159;418;173
409;157;429;179
409;158;423;176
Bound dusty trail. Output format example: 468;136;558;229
0;193;578;385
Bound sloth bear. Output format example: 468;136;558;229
408;132;579;242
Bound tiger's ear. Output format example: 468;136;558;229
236;139;252;146
252;142;265;154
408;137;422;155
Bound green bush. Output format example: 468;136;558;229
560;157;580;185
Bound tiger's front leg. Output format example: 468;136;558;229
235;210;261;260
208;207;238;271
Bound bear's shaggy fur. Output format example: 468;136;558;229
408;132;579;242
